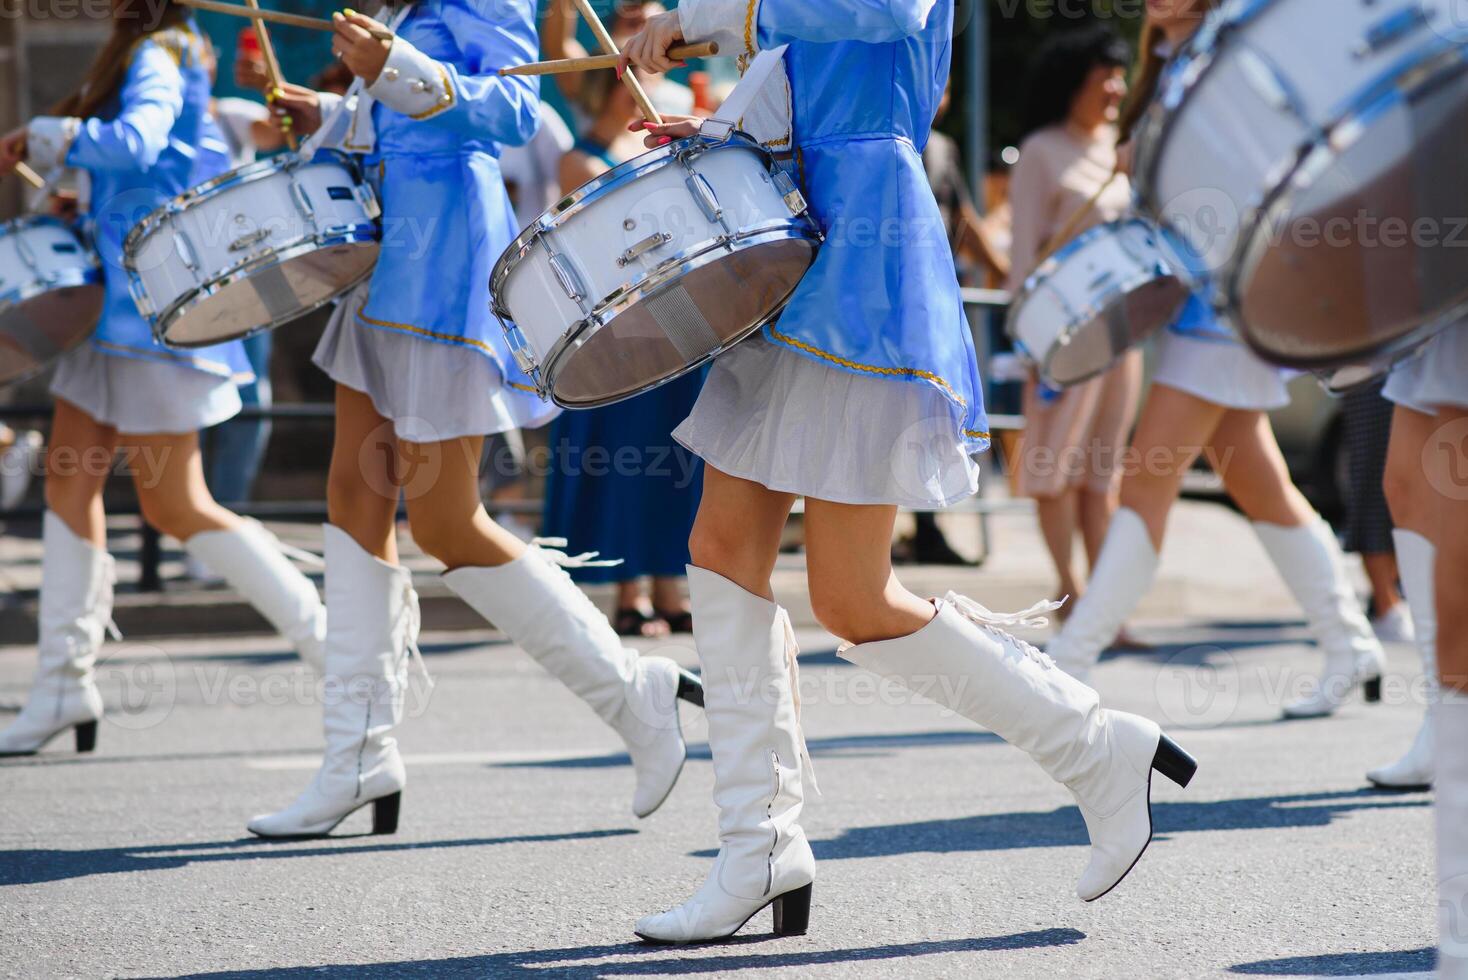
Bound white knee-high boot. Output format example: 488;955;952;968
635;566;816;944
442;543;701;819
0;512;115;755
1254;518;1386;718
247;525;416;837
184;518;326;671
1046;508;1159;683
1368;530;1437;789
842;593;1197;902
1436;690;1468;979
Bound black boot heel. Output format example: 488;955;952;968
771;882;813;937
1151;734;1198;788
74;721;98;753
372;792;402;835
676;670;705;708
1363;676;1383;703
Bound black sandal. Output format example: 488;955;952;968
655;609;694;634
615;607;670;637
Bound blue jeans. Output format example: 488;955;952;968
204;332;273;506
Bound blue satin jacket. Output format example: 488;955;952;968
748;0;990;451
338;0;545;402
67;25;249;379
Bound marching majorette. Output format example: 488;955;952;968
247;0;703;838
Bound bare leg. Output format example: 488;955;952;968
805;499;934;645
1431;407;1468;693
1035;489;1082;601
327;385;403;562
1118;384;1227;549
43;399;118;547
126;431;239;541
399;434;527;570
1361;553;1404;618
1207;410;1318;527
1077;487;1114;575
687;466;796;599
1384;405;1440;538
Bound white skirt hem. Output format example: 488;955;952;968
49;343;242;435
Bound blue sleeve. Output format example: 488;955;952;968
757;0;939;46
66;41;183;173
420;0;542;146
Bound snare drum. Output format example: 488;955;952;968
1006;218;1192;388
124;152;380;348
0;216;104;386
490;132;822;409
1134;0;1468;370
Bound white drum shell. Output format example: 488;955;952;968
0;217;104;385
125;154;379;347
1008;219;1188;387
1136;0;1468;279
493;135;820;407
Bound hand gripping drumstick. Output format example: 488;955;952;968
13;161;46;190
500;42;718;77
570;0;663;125
173;0;394;41
242;0;298;150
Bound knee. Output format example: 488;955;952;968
807;583;888;645
1383;455;1421;526
405;510;468;568
688;519;749;579
135;488;206;541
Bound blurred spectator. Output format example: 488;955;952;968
1342;380;1415;643
1007;25;1140;621
542;0;693;127
540;16;707;635
501;103;574;231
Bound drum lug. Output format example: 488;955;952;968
771;169;809;217
685;173;724;224
356;180;381;221
289;179;318;230
173;228;202;281
544;238;589;313
617;232;673;268
1356;6;1433;58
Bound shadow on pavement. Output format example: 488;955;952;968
138;928;1087;977
674;788;1430;862
494;729;1003;772
0;828;637;888
1228;946;1435;975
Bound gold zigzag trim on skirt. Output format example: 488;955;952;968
354;310;539;395
765;326;990;441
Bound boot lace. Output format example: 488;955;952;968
529;537;624;570
779;611;821;797
946;592;1065;669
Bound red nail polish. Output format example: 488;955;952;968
657;136;672;146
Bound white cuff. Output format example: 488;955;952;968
366;38;454;120
27;116;80;173
678;0;760;59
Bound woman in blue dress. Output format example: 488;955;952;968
542;34;705;637
0;0;327;756
620;0;1198;942
247;0;703;839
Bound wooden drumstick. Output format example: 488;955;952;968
500;42;718;77
243;0;297;150
570;0;663;126
173;0;394;41
14;161;46;190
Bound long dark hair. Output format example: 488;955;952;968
1115;1;1221;143
1019;23;1131;140
53;0;195;120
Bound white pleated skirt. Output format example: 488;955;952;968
1150;330;1292;412
312;284;560;444
1383;324;1468;414
673;335;981;509
50;344;242;435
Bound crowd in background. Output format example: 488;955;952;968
0;9;1413;647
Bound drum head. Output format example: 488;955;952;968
0;284;105;386
1047;275;1191;387
162;242;379;347
1233;65;1468;368
548;238;816;408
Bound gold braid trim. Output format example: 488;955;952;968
765;326;990;440
353;308;539;395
